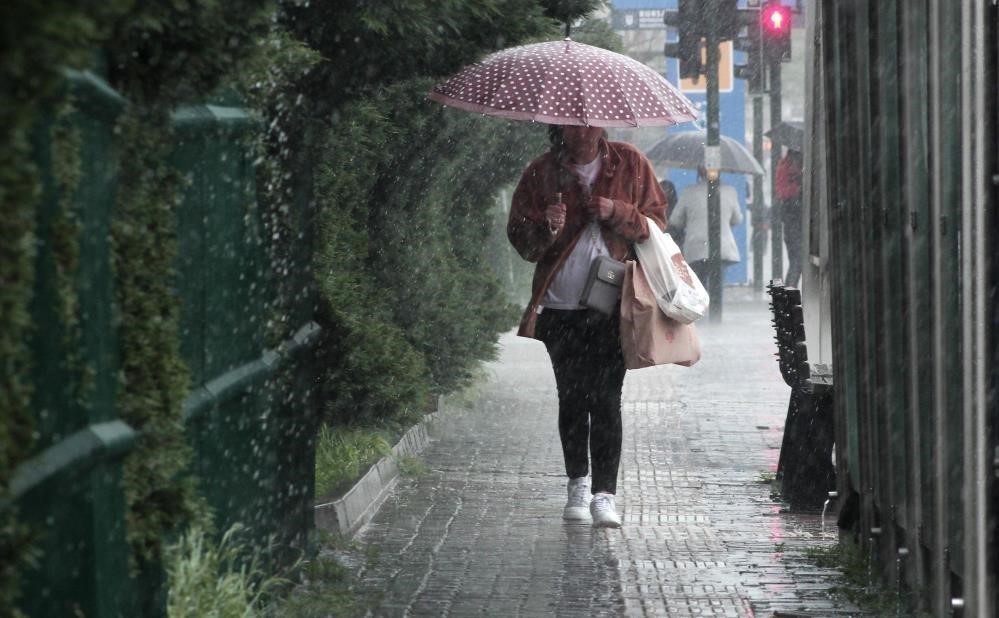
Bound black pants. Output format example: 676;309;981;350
536;308;627;495
782;197;803;287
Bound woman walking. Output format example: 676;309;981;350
668;165;744;291
506;125;666;527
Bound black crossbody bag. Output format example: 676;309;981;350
579;254;625;316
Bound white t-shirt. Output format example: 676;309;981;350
542;156;610;310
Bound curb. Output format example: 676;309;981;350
313;397;444;538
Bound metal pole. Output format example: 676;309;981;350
769;59;783;281
706;13;723;323
752;95;765;295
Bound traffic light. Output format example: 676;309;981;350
664;0;767;80
663;0;703;79
733;5;764;93
734;37;764;93
713;0;741;41
761;1;792;62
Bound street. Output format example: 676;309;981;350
350;297;866;616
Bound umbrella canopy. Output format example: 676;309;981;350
765;121;804;150
645;130;764;175
428;39;697;128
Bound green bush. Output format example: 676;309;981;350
0;3;134;613
99;0;274;568
2;1;619;612
4;1;280;608
311;79;547;422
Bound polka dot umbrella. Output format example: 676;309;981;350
428;38;698;128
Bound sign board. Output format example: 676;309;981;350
611;9;667;30
679;41;734;93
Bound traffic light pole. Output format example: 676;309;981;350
706;23;722;323
752;95;765;296
769;59;783;281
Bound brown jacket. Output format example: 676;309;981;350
507;139;667;338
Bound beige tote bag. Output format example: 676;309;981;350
619;260;701;369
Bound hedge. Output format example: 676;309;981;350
1;1;616;612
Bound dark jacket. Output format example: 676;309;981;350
507;139;667;338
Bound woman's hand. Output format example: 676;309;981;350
545;192;567;235
587;195;615;221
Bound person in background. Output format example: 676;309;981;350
667;165;743;292
775;147;803;287
659;179;682;249
507;124;666;528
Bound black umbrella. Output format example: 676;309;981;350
765;121;804;150
645;130;764;175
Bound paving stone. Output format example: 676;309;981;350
348;300;869;616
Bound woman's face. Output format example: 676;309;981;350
562;125;603;148
561;125;603;161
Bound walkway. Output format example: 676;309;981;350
349;297;862;616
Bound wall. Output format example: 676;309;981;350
808;1;996;614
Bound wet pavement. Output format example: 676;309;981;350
349;297;865;617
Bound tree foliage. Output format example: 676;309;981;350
280;0;554;113
269;1;560;426
2;0;623;612
539;0;607;27
292;6;621;424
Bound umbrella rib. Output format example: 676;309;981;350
625;61;690;127
569;55;592;126
532;55;561;124
604;60;640;128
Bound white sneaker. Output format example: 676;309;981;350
563;477;592;521
590;492;622;528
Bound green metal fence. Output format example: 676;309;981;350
8;70;320;616
808;1;996;615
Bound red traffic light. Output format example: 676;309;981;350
762;2;792;35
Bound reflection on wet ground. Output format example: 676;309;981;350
350;297;867;616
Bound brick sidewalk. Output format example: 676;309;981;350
349;299;865;617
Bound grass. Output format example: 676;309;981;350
162;415;418;618
756;471;777;484
314;396;443;497
165;523;289;618
755;469;782;501
313;367;492;499
266;531;381;617
313;424;393;498
803;540;932;617
266;555;360;618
